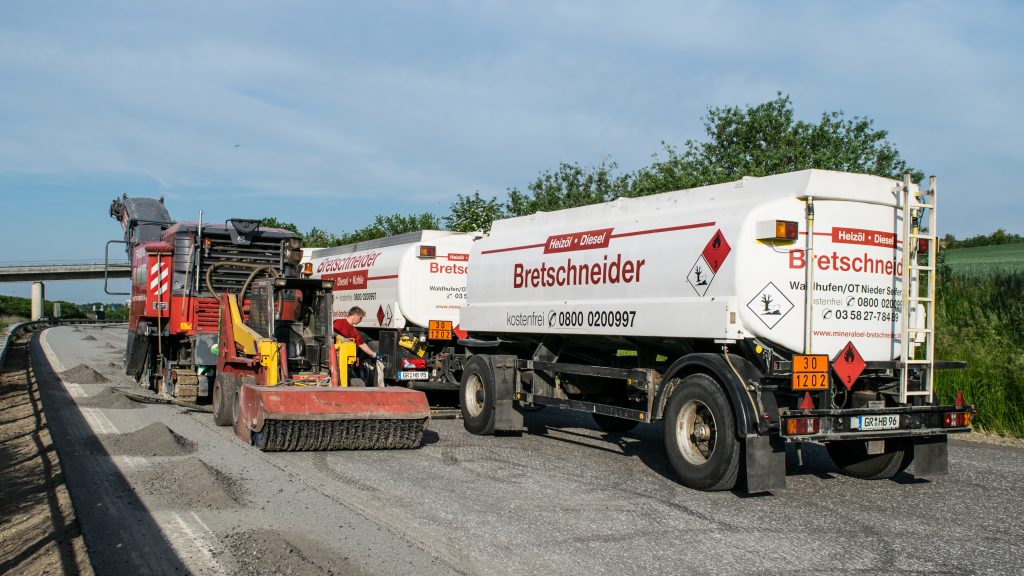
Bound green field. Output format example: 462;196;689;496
944;243;1024;276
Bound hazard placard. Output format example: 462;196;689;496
428;320;453;340
701;229;731;273
792;354;829;390
833;341;866;389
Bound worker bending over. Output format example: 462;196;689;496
332;306;379;361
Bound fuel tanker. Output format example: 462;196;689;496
457;169;972;492
304;230;478;389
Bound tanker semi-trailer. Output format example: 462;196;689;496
304;230;478;389
457;169;973;492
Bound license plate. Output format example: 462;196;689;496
398;371;429;381
851;415;900;431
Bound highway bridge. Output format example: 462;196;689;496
0;263;130;282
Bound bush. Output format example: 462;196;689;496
935;271;1024;436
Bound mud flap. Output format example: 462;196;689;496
492;355;523;433
908;435;948;478
744;435;786;493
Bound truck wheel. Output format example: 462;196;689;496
663;374;740;491
212;374;236;426
826;439;913;480
460;355;495;435
592;413;639;434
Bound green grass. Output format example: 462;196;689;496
936;271;1024;437
944;244;1024;276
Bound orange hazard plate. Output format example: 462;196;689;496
792;354;829;390
428;320;453;340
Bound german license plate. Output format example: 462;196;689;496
851;415;900;431
398;371;429;381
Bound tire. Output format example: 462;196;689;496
212;374;236;426
460;355;496;435
592;413;640;434
826;439;913;480
663;373;741;491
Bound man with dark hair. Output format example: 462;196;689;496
332;306;378;360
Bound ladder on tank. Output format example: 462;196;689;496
899;174;938;404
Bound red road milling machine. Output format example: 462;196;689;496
107;195;429;450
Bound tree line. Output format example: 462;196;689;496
266;93;924;247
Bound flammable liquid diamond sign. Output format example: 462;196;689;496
701;229;731;273
833;341;866;389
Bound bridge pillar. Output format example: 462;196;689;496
31;282;45;320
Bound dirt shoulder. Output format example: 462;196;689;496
0;335;93;575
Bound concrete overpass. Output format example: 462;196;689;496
0;264;130;282
0;264;130;320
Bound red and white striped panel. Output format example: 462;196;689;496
149;261;170;297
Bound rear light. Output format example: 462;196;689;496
401;358;427;369
756;220;799;242
785;417;820;435
918;238;930;253
418;245;436;259
943;411;971;428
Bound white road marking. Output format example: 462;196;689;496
39;329;67;373
81;407;119;434
170;512;228;576
65;382;86;398
120;456;149;469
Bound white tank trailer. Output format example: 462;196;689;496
458;169;972;492
304;230;478;389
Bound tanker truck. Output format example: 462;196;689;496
456;169;973;492
303;230;478;389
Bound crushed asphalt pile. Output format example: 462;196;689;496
223;529;367;576
133;457;243;510
58;364;108;384
102;422;196;456
77;386;142;410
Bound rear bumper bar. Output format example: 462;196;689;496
780;404;973;442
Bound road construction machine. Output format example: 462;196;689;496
217;277;429;450
107;195;304;402
108;196;430;450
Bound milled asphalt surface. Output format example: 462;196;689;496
34;325;1024;575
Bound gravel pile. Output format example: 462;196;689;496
77;387;141;410
223;529;365;575
103;422;196;456
134;457;243;510
59;365;108;384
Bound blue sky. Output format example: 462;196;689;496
1;0;1021;304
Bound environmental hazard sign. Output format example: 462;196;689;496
746;282;794;329
687;229;731;296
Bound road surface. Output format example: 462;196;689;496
24;324;1024;575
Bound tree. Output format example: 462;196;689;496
505;160;630;218
445;192;505;233
302;227;343;247
630;93;923;197
258;217;300;235
337;213;442;245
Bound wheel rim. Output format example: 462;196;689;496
675;399;718;465
463;373;485;417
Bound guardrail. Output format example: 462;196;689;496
0;320;49;368
0;320;124;368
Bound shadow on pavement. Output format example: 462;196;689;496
29;332;191;575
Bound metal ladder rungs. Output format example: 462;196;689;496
907;328;933;333
908;296;933;302
902;359;933;364
898;175;937;405
904;391;933;397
